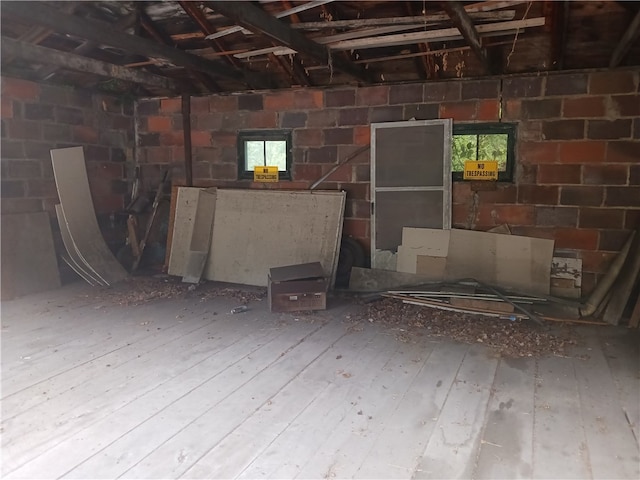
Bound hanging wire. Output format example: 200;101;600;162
507;0;533;68
327;46;334;83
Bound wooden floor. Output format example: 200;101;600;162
1;283;639;479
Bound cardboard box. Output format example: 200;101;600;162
268;262;328;313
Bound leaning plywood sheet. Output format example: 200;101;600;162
183;189;217;284
204;190;346;288
51;147;127;285
0;212;61;300
167;187;202;277
55;204;105;286
396;228;450;274
446;229;554;295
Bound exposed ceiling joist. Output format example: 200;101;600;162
204;0;333;40
289;11;516;30
36;12;138;82
442;1;490;73
178;1;243;70
138;8;219;93
0;37;177;91
326;17;546;51
234;24;438;59
206;1;372;84
1;1;272;89
610;8;640;68
235;17;545;57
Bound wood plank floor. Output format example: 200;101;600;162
2;283;639;479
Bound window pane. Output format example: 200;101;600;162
451;134;478;172
265;140;287;171
478;134;508;171
245;141;265;170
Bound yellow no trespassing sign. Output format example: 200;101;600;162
463;161;498;180
254;166;279;182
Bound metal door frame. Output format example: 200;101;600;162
370;119;452;265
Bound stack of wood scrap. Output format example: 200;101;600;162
382;282;547;321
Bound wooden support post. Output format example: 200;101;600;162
182;94;193;187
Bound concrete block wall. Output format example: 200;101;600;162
1;76;135;249
136;69;639;294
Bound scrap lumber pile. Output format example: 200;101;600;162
382;282;547;322
351;297;578;358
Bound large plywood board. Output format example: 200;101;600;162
50;147;127;285
167;187;202;277
446;228;554;295
204;190;345;288
0;212;61;300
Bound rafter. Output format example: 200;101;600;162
290;11;516;30
204;0;333;40
442;1;490;73
206;1;371;84
0;37;177;91
36;12;138;81
1;1;272;89
178;1;243;71
610;8;640;68
138;8;219;93
280;0;312;86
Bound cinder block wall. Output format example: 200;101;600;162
136;68;639;294
1;77;135;250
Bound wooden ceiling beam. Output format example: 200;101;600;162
206;1;372;83
138;8;219;93
204;0;333;40
178;1;243;71
326;18;545;51
0;37;177;92
36;12;138;81
610;8;640;68
1;1;271;89
290;11;516;30
441;1;491;73
280;0;312;87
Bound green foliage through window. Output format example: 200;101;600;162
451;124;516;182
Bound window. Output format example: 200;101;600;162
451;123;516;182
238;130;292;180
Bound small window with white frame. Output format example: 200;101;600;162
238;130;292;180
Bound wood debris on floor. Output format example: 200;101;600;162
76;275;267;307
349;298;579;358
